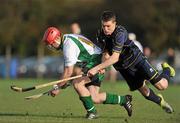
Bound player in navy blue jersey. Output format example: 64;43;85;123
88;11;175;113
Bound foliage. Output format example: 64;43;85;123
0;0;179;56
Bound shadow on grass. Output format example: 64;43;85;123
0;112;126;119
0;112;82;118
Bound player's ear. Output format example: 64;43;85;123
113;21;116;25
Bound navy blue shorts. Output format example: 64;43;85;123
117;55;158;91
85;74;101;87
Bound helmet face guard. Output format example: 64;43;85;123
46;38;61;52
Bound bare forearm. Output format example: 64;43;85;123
58;66;73;86
94;56;118;71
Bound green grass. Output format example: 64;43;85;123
0;79;180;123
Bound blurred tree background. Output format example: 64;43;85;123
0;0;179;57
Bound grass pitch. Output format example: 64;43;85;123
0;79;179;123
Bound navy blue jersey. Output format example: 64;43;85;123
96;25;142;69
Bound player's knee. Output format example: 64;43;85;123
73;82;83;90
155;79;168;90
91;95;101;104
158;84;168;90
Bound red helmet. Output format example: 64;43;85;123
42;27;61;44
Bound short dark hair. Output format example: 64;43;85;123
101;11;116;22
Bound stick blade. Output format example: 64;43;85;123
25;93;43;100
10;85;22;92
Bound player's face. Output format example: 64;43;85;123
102;20;116;35
53;36;61;48
46;36;61;51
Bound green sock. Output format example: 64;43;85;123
103;93;126;106
80;96;96;113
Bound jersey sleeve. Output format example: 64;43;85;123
63;39;80;67
113;31;127;53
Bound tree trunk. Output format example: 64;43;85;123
37;43;44;78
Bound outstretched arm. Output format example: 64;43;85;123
88;51;120;76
